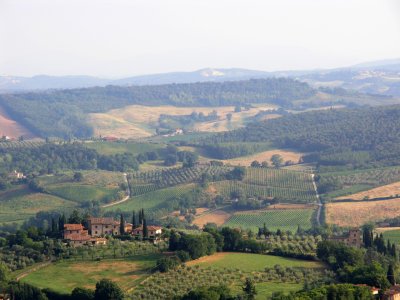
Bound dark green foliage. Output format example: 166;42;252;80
201;143;269;160
204;105;400;170
7;281;48;300
94;279;124;300
270;283;373;300
119;214;125;235
242;278;257;300
387;264;395;285
221;227;242;251
68;210;82;224
176;285;233;300
156;257;181;272
0;143;138;174
71;287;95;300
143;218;148;238
73;172;83;182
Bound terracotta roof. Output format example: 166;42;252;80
89;217;115;225
67;233;91;241
64;224;84;230
133;226;162;231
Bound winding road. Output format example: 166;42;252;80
311;174;322;226
102;173;131;208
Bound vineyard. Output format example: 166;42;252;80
223;209;314;233
212;168;316;204
321;166;400;188
0;140;44;149
128;165;232;196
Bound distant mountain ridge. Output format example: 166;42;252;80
1;58;400;96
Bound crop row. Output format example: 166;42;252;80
213;180;316;204
223;209;314;234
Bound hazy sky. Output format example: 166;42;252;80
1;0;400;77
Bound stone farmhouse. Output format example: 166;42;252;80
9;170;24;179
88;217;121;236
133;225;163;239
328;228;363;248
63;224;107;247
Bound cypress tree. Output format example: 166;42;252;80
58;214;66;237
120;214;125;235
132;210;137;230
388;264;395;285
143;218;148;239
392;244;397;260
51;217;58;235
138;209;143;225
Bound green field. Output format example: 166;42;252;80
223;209;314;233
85;141;164;155
382;229;400;246
106;184;195;212
0;185;76;224
46;184;120;204
38;170;125;188
21;255;161;293
197;253;324;271
326;185;374;200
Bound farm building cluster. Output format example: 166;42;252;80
63;217;162;247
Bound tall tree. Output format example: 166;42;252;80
138;209;143;225
143;218;148;239
94;279;124;300
388;264;395;285
58;214;66;237
132;210;137;230
120;214;125;235
68;209;82;224
242;278;257;300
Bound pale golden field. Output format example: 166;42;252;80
335;181;400;200
0;105;37;139
221;149;304;166
326;198;400;227
88;104;277;139
192;210;232;228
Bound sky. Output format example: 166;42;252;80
1;0;400;78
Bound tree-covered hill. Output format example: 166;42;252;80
0;78;315;139
202;105;400;169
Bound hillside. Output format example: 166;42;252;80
203;104;400;170
0;78;315;139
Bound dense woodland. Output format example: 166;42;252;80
203;105;400;169
0;143;139;174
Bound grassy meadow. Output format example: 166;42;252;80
105;184;195;212
0;185;76;224
21;255;161;294
85;141;164;156
46;184;120;204
131;252;329;299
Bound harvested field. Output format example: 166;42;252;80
376;227;400;232
221;149;304;166
186;252;228;266
192;210;232;228
326;198;400;227
335;181;400;200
